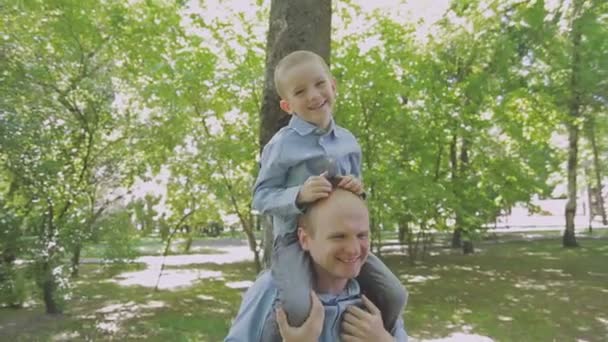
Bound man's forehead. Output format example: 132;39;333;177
307;190;369;228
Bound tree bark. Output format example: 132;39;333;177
449;133;463;248
262;215;273;269
42;261;60;314
588;116;607;225
563;0;583;248
258;0;332;268
70;245;81;278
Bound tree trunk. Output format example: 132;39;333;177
462;240;474;255
449;133;462;248
183;235;193;254
243;227;262;273
259;0;332;149
563;0;583;248
588;116;607;225
41;261;60;314
70;245;81;278
262;215;273;269
258;0;332;268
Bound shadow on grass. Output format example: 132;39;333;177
2;236;607;341
388;236;608;341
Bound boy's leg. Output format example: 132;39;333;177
261;232;313;341
357;253;408;331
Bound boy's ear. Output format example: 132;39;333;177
331;78;337;92
279;99;293;114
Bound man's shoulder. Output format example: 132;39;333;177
224;271;277;342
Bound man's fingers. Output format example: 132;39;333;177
342;311;360;326
310;291;324;315
341;319;363;336
361;295;381;315
275;307;289;335
340;333;359;342
346;304;370;320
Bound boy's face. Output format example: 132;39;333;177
278;61;336;128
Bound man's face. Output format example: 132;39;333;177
299;196;370;281
278;61;336;128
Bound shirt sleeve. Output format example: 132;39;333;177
391;317;408;342
252;139;303;217
224;272;277;342
350;139;363;179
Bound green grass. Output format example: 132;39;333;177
80;238;226;258
1;234;607;341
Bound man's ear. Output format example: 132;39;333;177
297;227;310;251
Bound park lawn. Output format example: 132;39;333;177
393;233;608;341
1;233;607;341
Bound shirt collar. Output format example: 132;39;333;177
288;115;340;137
317;278;361;304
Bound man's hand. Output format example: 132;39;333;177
340;295;393;342
276;291;325;342
337;175;364;195
296;172;332;205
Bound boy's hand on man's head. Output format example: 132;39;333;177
296;172;332;205
337;175;364;195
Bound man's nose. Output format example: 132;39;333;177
344;237;360;255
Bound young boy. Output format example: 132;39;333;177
253;50;406;341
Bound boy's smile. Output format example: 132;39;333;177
279;61;337;130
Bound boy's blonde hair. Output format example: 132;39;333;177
274;50;331;99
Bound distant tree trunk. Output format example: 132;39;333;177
588;116;607;225
70;245;81;278
41;260;60;314
450;133;462;248
258;0;332;268
563;0;583;248
459;138;474;253
243;227;262;274
262;215;273;268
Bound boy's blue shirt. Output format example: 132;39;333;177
223;271;408;342
252;115;362;237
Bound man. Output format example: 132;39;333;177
225;189;408;341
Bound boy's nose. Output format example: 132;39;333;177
307;88;321;101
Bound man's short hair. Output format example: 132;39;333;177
274;50;331;99
297;188;367;237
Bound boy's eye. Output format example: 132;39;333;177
316;80;325;86
294;89;303;96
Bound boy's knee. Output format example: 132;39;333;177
281;298;312;327
389;283;408;309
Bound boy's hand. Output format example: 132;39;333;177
337;175;364;195
297;172;332;205
276;291;325;342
